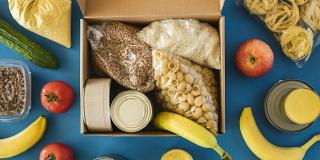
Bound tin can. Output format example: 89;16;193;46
264;80;318;132
111;90;153;133
94;154;127;160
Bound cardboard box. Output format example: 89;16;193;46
78;0;225;136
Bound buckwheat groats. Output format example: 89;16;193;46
87;22;154;92
0;66;26;116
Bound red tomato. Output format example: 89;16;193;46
41;81;74;114
39;143;74;160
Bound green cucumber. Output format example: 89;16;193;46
0;18;58;69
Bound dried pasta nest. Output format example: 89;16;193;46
153;50;219;134
264;0;300;33
301;0;320;30
280;26;314;60
294;0;308;6
244;0;278;15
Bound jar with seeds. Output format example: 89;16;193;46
0;60;31;122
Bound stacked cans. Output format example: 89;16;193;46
265;80;320;132
83;78;113;132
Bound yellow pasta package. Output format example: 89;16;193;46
153;49;220;134
240;0;320;67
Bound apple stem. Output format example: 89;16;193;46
250;57;256;64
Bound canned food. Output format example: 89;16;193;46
111;90;153;133
284;88;320;125
264;80;318;132
94;154;127;160
83;78;113;132
161;149;193;160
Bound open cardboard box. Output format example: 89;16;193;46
78;0;226;136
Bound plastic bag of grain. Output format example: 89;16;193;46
153;49;219;134
87;22;154;92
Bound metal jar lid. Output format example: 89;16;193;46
94;154;127;160
111;90;153;133
284;89;320;125
264;80;316;132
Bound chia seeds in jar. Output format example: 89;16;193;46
0;60;31;122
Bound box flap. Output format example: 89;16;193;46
77;0;223;22
77;0;86;15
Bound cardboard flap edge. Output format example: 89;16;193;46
77;0;86;15
81;0;223;18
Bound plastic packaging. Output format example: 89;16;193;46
138;19;221;70
239;0;320;67
153;50;219;134
0;59;31;122
87;22;154;92
8;0;72;48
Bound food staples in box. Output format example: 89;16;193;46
79;0;226;136
239;0;320;67
0;59;31;122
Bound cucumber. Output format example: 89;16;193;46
0;18;58;69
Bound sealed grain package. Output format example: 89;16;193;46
87;22;154;92
138;19;221;70
239;0;320;67
153;49;219;134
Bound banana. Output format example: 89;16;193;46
154;112;232;160
240;107;320;160
0;116;47;158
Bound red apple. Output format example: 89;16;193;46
235;39;274;78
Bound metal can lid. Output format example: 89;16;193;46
264;80;315;132
94;154;127;160
111;90;153;133
284;89;320;125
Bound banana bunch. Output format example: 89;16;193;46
154;112;232;160
0;116;47;158
240;107;320;160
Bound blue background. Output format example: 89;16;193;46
0;0;319;159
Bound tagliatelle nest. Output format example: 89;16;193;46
294;0;308;6
264;1;300;33
280;26;314;60
301;0;320;30
244;0;278;15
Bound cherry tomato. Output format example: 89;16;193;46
41;81;74;114
39;143;74;160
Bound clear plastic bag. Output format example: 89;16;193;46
138;19;221;70
87;22;154;92
238;0;320;67
153;49;219;134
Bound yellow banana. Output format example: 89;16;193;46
0;116;47;158
154;112;232;160
240;107;320;160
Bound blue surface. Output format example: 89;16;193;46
0;0;319;159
